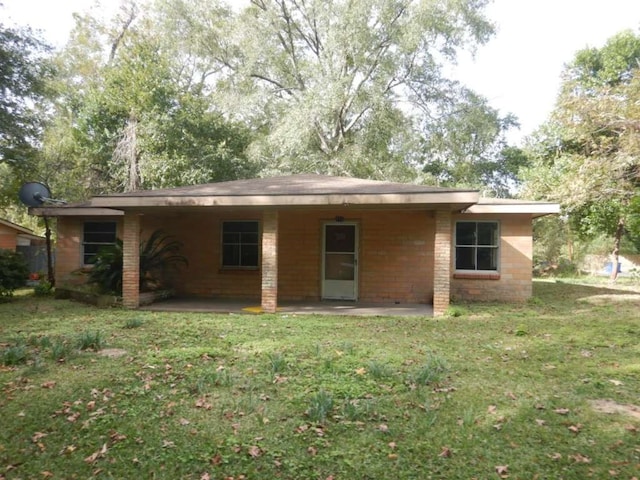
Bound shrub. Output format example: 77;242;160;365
89;230;187;294
33;279;54;296
0;250;29;299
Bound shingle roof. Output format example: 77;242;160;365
99;174;476;197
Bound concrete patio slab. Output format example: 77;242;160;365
141;298;433;317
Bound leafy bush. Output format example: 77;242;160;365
0;250;29;299
89;230;187;294
33;279;53;296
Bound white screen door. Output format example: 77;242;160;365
322;223;358;300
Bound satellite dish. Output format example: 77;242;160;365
19;182;66;206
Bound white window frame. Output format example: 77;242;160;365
221;220;260;269
454;221;500;273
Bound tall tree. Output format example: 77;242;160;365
420;87;523;196
523;30;640;279
0;16;53;207
176;0;495;179
40;0;253;200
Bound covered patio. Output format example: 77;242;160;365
141;298;434;317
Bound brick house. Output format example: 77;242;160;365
0;218;44;251
31;175;559;315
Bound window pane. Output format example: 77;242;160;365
456;222;476;246
477;223;498;246
242;233;259;244
325;225;355;253
455;247;476;270
477;247;498;270
222;221;259;267
325;253;355;280
223;232;240;244
223;244;240;266
84;222;116;234
241;245;259;267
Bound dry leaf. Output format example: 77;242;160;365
568;424;582;433
388;442;397;449
388;453;398;460
535;419;546;426
549;453;562;460
248;445;262;458
32;432;48;443
495;465;509;474
201;473;211;480
179;418;191;426
553;408;570;415
488;405;497;414
378;424;389;433
569;453;591;463
355;367;367;375
439;446;452;458
41;381;56;389
609;379;623;386
307;446;317;456
210;453;222;466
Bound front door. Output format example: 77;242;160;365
322;223;358;300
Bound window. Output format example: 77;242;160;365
222;221;259;268
83;222;117;265
455;221;499;271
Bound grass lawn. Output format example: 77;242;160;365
1;279;639;479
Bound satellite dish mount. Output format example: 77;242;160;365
18;182;67;287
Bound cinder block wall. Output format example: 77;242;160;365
450;213;533;302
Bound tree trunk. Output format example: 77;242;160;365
609;217;625;282
43;216;55;287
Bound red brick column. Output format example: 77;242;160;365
433;210;452;316
122;212;140;309
261;210;279;313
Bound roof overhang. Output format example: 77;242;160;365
29;207;125;217
464;201;561;218
89;191;480;209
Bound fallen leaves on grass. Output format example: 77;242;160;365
248;445;263;458
569;453;591;463
439;446;452;458
553;408;570;415
568;424;583;434
84;443;108;464
495;465;509;478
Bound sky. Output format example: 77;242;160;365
3;0;640;144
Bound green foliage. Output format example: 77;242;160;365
409;353;449;386
0;249;29;299
1;281;640;478
179;0;496;180
88;229;187;294
33;278;53;296
306;390;334;424
1;344;28;366
76;330;105;351
523;30;640;265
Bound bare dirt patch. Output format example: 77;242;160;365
97;348;128;358
590;399;640;420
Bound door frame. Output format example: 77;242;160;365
321;222;359;301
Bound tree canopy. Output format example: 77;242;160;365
523;30;640;273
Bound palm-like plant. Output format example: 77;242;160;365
88;230;187;294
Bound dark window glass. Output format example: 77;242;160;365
325;225;355;253
222;221;259;268
455;222;499;271
83;222;117;264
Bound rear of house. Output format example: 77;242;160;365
33;175;559;315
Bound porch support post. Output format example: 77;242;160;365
433;210;452;316
261;209;279;313
122;212;140;309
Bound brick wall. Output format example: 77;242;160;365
450;213;533;302
122;213;140;308
261;210;278;312
55;217;123;287
0;224;17;250
141;208;435;304
433;210;452;315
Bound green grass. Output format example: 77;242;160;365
1;278;639;479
